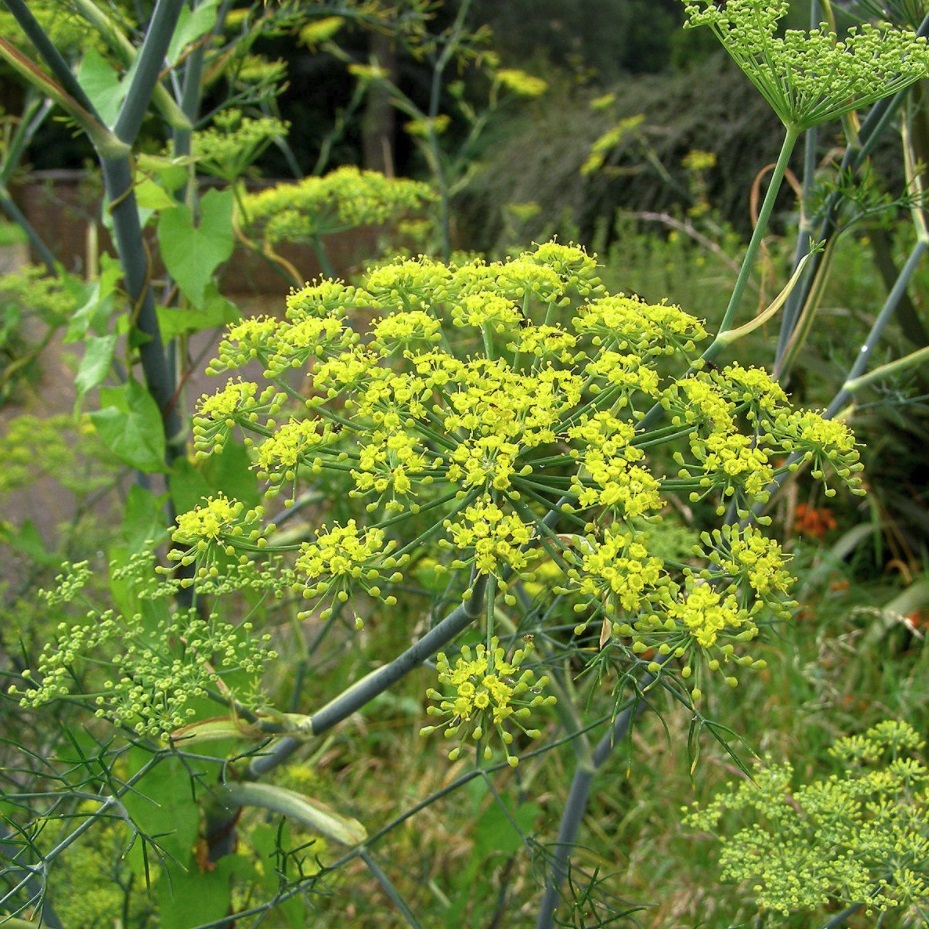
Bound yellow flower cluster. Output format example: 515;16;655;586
189;241;865;706
441;501;534;578
700;525;795;617
421;637;556;767
686;720;929;917
567;527;667;619
169;494;270;586
294;520;405;624
194;379;286;458
494;68;548;99
241;166;437;246
192;109;289;184
13;607;276;740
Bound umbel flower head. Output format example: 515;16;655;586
241;166;436;246
195;241;865;706
683;0;929;131
11;604;276;740
421;637;556;767
168;494;270;586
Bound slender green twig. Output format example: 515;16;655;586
822;903;863;928
0;826;63;929
359;849;425;929
827;238;928;418
246;573;489;778
425;0;472;259
0;94;51;186
534;677;656;929
705;125;800;361
2;0;100;116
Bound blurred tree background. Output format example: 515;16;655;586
5;0;828;250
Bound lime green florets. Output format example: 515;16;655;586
683;0;929;131
12;607;276;740
685;720;929;917
700;525;795;614
441;500;534;579
192;108;289;183
241;166;437;245
191;241;865;709
193;379;286;458
494;68;549;99
567;527;668;618
770;409;864;496
421;637;556;767
171;494;268;575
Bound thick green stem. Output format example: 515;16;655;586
2;0;99;116
827;238;929;418
101;156;184;463
99;0;187;466
247;574;490;778
70;0;191;130
114;0;187;145
822;904;863;928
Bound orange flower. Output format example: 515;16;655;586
793;503;837;538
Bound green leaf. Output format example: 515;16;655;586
157;856;240;929
158;189;235;305
77;47;126;126
0;520;59;566
136;153;193;192
135;177;178;211
74;333;118;408
122;483;169;552
201;438;260;506
122;753;201;875
170;456;212;517
474;800;540;860
167;0;220;66
251;823;311;929
157;283;241;340
65;254;121;342
90;379;166;472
